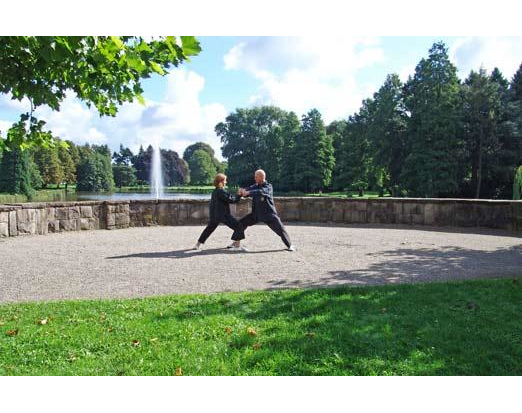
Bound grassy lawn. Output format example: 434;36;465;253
0;187;75;204
1;278;521;376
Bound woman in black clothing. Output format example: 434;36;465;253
193;173;247;251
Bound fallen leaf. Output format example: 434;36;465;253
132;339;140;347
175;367;183;376
253;343;261;350
224;327;233;334
247;327;257;336
6;329;18;337
38;319;48;325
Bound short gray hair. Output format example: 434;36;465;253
255;169;266;178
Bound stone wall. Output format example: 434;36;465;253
1;197;521;237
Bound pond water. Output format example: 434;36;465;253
25;191;211;203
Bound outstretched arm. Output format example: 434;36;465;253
245;184;273;197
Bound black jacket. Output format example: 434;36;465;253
209;187;241;222
246;181;278;221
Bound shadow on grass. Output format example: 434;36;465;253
153;279;522;375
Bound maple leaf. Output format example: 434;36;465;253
38;319;48;325
6;329;18;337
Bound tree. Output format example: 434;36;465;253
183;142;216;163
513;166;522;200
113;164;137;188
401;42;463;197
132;145;149;184
76;150;114;192
367;74;408;196
494;63;522;199
188;149;217;185
66;140;81;169
162;149;190;186
278;111;301;191
112;144;134;166
57;140;77;190
0;128;35;197
183;141;220;182
217;106;289;186
331;101;372;194
461;68;502;198
0;36;201;151
32;144;64;188
294;109;335;192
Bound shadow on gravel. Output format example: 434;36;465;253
106;248;286;260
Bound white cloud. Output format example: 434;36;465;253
450;37;522;80
0;93;31;113
29;69;227;160
0;119;12;137
223;36;385;122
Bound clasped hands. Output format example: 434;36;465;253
237;188;250;197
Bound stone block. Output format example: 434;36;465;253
68;206;80;220
424;204;435;225
80;206;93;218
55;207;68;220
9;211;17;236
48;220;60;233
0;222;8;237
16;209;37;235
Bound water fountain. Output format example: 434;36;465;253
150;142;165;199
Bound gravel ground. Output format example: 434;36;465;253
1;223;521;303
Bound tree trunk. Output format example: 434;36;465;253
475;129;484;199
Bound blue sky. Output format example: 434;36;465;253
1;36;521;160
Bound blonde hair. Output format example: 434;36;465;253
214;173;227;188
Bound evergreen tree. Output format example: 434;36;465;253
112;144;134;165
513;166;522;200
402;42;463;197
76;151;114;192
0;148;34;198
57;141;77;190
367;74;408;196
294;109;335;192
279;111;301;191
131;145;148;184
461;68;502;198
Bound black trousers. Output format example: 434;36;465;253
198;215;245;244
240;213;292;248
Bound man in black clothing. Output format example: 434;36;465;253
238;169;295;251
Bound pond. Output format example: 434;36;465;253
19;191;211;203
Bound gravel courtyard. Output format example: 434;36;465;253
1;223;521;303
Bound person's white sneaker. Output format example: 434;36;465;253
231;245;249;252
192;243;202;251
287;245;296;251
226;242;235;249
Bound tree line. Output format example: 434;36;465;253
217;42;522;199
0;138;228;197
1;40;520;200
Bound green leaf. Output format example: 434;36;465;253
180;36;201;56
110;36;124;50
149;61;165;76
136;94;145;106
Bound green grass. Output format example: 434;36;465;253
1;278;521;375
0;187;76;204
